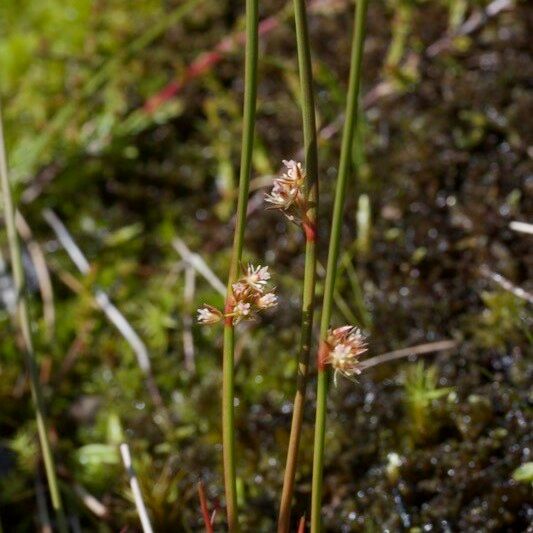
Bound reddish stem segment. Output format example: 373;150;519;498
198;481;214;533
303;221;317;243
317;341;329;372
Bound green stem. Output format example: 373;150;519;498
222;1;259;531
0;108;68;532
221;323;237;531
310;0;369;531
277;0;319;531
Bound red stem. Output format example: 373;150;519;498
303;220;316;242
198;481;214;533
317;341;328;372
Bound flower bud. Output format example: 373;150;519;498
197;305;223;325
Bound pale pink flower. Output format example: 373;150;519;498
231;301;251;324
243;264;271;292
265;160;307;223
281;160;305;187
256;292;278;309
265;184;299;210
200;264;277;326
324;326;367;385
232;282;249;299
327;325;355;345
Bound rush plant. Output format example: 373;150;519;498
197;0;370;530
222;0;258;529
276;0;319;531
310;0;369;529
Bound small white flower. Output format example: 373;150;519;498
265;187;298;210
203;263;277;326
265;160;306;218
243;264;270;292
327;325;355;345
266;180;299;204
232;282;248;299
386;452;403;484
197;305;223;325
256;292;278;309
231;301;251;324
281;160;305;186
330;343;355;360
324;326;367;385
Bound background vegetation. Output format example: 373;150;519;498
1;0;531;530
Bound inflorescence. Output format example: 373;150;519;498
322;326;367;385
197;264;277;326
265;160;310;225
200;160;369;383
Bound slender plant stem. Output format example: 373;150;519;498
310;0;369;531
0;107;68;532
277;0;319;531
221;325;238;531
222;1;259;530
197;481;214;533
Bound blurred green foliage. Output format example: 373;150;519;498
0;0;197;182
473;291;530;349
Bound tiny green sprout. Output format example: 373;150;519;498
404;362;453;442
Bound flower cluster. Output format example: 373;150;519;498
197;264;277;326
322;326;367;385
265;160;308;224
